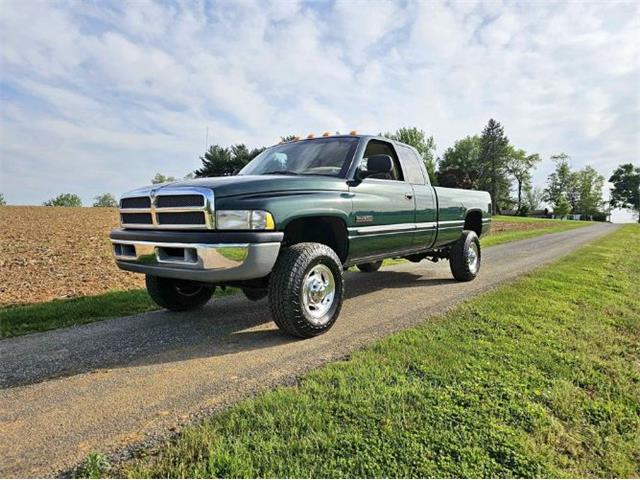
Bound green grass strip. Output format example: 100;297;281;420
122;225;640;478
0;288;236;339
0;290;157;339
482;221;587;247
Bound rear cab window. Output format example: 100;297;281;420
397;145;427;185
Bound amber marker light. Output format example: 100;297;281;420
349;130;358;135
322;131;331;137
307;133;315;139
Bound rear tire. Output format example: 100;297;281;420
242;287;268;302
269;242;344;338
356;261;383;272
145;275;215;311
449;230;481;281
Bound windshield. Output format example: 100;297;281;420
238;137;359;177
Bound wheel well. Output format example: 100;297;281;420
464;210;482;236
283;216;348;263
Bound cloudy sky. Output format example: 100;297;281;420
1;0;638;219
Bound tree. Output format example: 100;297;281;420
383;127;437;184
478;119;510;214
554;195;571;219
195;144;265;177
436;136;482;189
574;166;604;218
543;154;578;211
505;146;540;210
43;193;82;207
93;193;118;208
0;193;5;206
609;163;640;222
151;173;177;184
524;186;544;211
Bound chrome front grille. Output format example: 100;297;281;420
119;187;214;229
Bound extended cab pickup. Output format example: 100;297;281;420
110;134;491;337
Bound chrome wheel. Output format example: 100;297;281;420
301;264;336;325
467;242;479;274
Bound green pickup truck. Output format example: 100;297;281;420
110;134;491;337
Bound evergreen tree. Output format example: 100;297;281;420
478;119;510;214
195;144;265;177
554;195;571;219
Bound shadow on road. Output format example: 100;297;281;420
1;269;455;388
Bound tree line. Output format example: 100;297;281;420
12;120;638;222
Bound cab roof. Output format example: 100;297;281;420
273;133;416;152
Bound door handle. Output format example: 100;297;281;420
404;192;413;200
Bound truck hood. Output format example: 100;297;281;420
128;175;349;199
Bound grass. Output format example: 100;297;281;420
121;225;639;478
0;287;236;339
482;215;590;247
0;216;594;339
74;453;111;479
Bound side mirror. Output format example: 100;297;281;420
357;154;393;180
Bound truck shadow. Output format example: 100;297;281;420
1;270;456;389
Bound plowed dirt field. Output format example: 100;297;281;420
0;206;143;306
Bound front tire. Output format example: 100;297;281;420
356;260;383;272
449;230;481;281
269;242;344;338
145;275;215;311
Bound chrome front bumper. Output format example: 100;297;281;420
111;239;281;282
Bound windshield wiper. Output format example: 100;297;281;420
261;170;300;175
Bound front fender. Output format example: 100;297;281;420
214;191;352;231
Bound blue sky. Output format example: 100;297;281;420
0;0;638;220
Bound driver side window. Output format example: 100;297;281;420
362;140;404;181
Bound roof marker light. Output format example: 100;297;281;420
322;131;331;137
307;133;315;139
349;130;358;135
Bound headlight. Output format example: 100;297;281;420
216;210;275;230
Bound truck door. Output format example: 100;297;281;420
396;145;437;249
348;139;416;259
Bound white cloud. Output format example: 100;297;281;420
0;0;638;208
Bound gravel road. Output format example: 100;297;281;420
0;223;617;477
